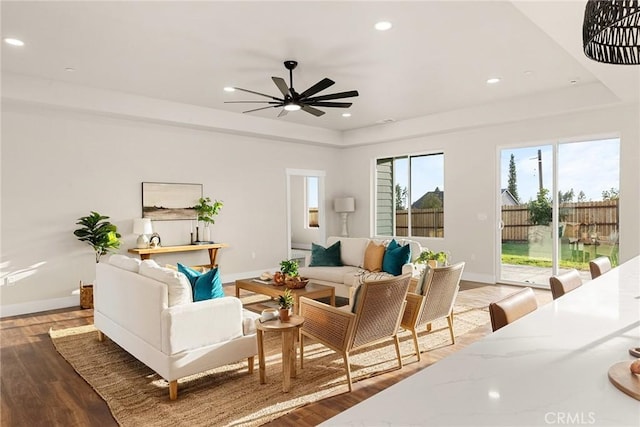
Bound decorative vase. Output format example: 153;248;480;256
279;308;290;321
428;260;437;268
203;225;211;242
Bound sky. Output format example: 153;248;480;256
500;138;620;203
395;154;445;204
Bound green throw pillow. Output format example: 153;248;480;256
309;241;343;267
177;263;224;301
382;239;411;276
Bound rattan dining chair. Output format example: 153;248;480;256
298;273;412;392
400;262;465;361
549;269;582;300
489;287;538;332
589;256;612;279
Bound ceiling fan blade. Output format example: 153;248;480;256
304;90;359;103
224;101;281;104
277;109;289;117
233;87;282;101
301;104;325;117
242;105;279;113
306;101;352;108
272;77;291;97
298;78;335;98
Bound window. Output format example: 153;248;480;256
306;176;319;228
376;153;444;237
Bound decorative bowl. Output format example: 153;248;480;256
285;276;309;289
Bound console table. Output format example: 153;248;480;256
128;243;228;269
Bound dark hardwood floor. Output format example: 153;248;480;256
0;281;551;426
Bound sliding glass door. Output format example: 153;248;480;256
499;138;620;286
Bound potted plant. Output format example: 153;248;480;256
74;211;121;263
278;288;294;321
73;211;121;309
416;250;448;268
193;197;223;242
274;259;298;286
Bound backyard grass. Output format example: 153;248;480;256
501;242;606;270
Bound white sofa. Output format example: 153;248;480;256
94;255;260;400
298;236;422;299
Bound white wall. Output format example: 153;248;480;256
339;104;640;283
0;101;341;314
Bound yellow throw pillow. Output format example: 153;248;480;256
363;241;385;272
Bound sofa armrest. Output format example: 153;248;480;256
402;262;417;277
161;297;244;355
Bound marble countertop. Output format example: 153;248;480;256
322;256;640;426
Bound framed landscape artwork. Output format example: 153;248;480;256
142;182;202;220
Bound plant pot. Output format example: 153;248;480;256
273;272;286;286
428;260;437;269
279;308;290;321
80;281;94;309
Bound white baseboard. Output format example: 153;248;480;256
461;272;495;284
1;295;79;318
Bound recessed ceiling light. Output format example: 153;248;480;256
569;78;580;85
374;21;392;31
223;87;235;92
65;67;76;72
376;118;396;124
342;113;352;118
486;77;501;84
524;70;533;76
3;38;24;47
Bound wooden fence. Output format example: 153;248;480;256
501;200;619;242
395;208;444;237
393;200;618;241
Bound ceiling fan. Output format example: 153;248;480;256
225;60;359;117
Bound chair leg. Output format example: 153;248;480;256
248;356;254;374
97;330;105;342
393;335;403;369
411;329;421;362
169;380;178;400
447;313;455;344
300;334;305;370
343;352;353;392
426;323;432;332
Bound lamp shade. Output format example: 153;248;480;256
583;0;640;65
334;197;355;213
133;218;153;235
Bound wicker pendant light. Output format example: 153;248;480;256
583;0;640;65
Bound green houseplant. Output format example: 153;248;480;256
74;211;121;263
279;259;299;278
416;250;448;268
193;197;223;242
278;288;294;321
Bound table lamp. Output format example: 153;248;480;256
133;218;153;248
334;197;355;237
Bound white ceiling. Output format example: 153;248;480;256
1;1;638;132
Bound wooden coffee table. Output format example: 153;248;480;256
235;278;335;314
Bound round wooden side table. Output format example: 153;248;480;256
255;314;305;393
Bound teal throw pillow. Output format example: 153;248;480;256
309;241;343;267
177;263;224;301
382;239;411;276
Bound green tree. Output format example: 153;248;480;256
577;191;587;202
528;188;552;225
508;154;519;202
558;188;575;203
602;187;619;200
395;184;407;210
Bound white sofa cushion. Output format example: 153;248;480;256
139;260;193;306
327;236;369;267
109;254;141;272
299;265;361;284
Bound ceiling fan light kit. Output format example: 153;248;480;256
225;60;359;117
582;0;640;65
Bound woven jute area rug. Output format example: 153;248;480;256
50;304;488;427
